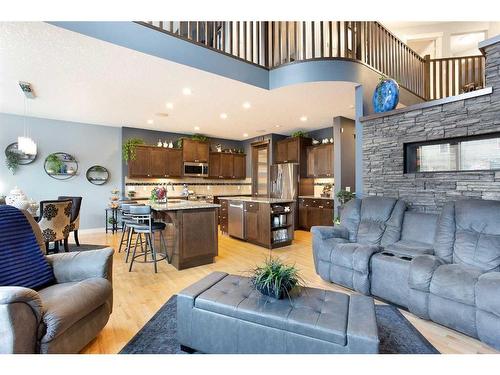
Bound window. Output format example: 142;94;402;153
404;133;500;173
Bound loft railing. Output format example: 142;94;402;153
426;55;485;100
140;21;485;102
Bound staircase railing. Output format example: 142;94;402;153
140;21;485;102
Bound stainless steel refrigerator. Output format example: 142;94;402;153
270;163;299;229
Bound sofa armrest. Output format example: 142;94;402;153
0;287;43;353
353;245;380;273
409;255;445;292
46;248;114;284
476;272;500;316
311;226;349;241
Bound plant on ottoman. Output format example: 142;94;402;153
251;257;304;299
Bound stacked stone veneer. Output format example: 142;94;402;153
361;38;500;213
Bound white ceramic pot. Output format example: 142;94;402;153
6;186;30;210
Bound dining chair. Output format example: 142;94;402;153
37;199;72;253
58;196;82;246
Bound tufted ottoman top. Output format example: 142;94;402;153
194;274;351;345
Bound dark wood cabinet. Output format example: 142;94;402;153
245;202;260;244
298;198;334;230
128;146;152;178
307;144;333;177
209;152;246;179
128;146;182;178
275;137;312;177
182;139;209;163
233;154;246;179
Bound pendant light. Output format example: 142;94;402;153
17;82;37;155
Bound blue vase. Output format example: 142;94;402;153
373;78;400;113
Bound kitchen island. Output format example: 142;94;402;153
150;200;220;270
218;196;295;249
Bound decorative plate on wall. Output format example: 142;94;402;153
44;152;78;180
86;165;110;185
5;142;37;165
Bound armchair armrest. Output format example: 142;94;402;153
311;225;349;241
409;255;446;292
0;287;43;353
46;248;114;284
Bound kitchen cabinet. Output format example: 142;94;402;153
182;139;209;163
245;202;260;244
274;137;312;177
307;144;333;177
219;199;228;233
128;146;182;178
298;198;334;230
208;152;246;179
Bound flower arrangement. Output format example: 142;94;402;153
150;186;167;203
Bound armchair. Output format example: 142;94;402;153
0;206;113;354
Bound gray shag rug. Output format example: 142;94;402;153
119;295;439;354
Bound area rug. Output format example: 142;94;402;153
119;296;439;354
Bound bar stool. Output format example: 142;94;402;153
117;202;143;255
127;205;170;273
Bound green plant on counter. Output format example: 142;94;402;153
122;138;145;163
291;131;308;138
191;134;208;142
251;256;305;299
46;153;64;174
5;150;20;174
336;189;355;206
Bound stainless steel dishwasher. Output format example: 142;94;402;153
228;201;245;239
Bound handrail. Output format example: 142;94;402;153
139;21;485;101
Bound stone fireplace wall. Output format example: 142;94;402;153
360;36;500;213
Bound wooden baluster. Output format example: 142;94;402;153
465;57;469;90
285;21;290;63
250;21;254;63
256;21;260;65
471;56;476;87
278;22;282;64
222;22;226;53
311;22;316;59
478;56;484;88
329;21;333;57
320;21;324;58
303;21;307;60
294;21;298;61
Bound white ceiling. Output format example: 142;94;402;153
0;22;356;141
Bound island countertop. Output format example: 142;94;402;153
218;196;295;204
150;201;220;211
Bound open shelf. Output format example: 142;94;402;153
271;224;292;231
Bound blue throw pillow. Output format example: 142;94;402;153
0;205;55;290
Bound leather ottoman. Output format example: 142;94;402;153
177;272;379;354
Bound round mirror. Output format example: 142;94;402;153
86;165;110;185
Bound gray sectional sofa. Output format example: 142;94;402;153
311;197;500;350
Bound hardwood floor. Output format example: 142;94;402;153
78;229;497;354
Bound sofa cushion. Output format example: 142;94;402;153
38;277;112;342
194;275;350;345
356;197;398;246
400;212;438;245
475;272;500;316
430;264;482;306
0;205;55;290
331;243;380;273
384;240;433;258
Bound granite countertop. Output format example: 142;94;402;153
299;195;334;200
150;201;220;211
218;196;295;204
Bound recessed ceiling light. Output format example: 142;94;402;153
243;133;249;137
242;102;251;109
166;102;174;109
275;125;281;128
194;126;200;131
349;104;354;109
300;116;308;122
182;88;192;96
147;119;154;125
220;113;228;119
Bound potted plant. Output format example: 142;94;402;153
191;134;208;142
122;138;145;163
291;131;308;138
150;186;167;203
5;150;20;174
46;153;64;174
336;189;355;220
251;257;305;299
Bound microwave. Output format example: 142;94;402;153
183;162;209;177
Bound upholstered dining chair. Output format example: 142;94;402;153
58;196;82;246
37;199;72;253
